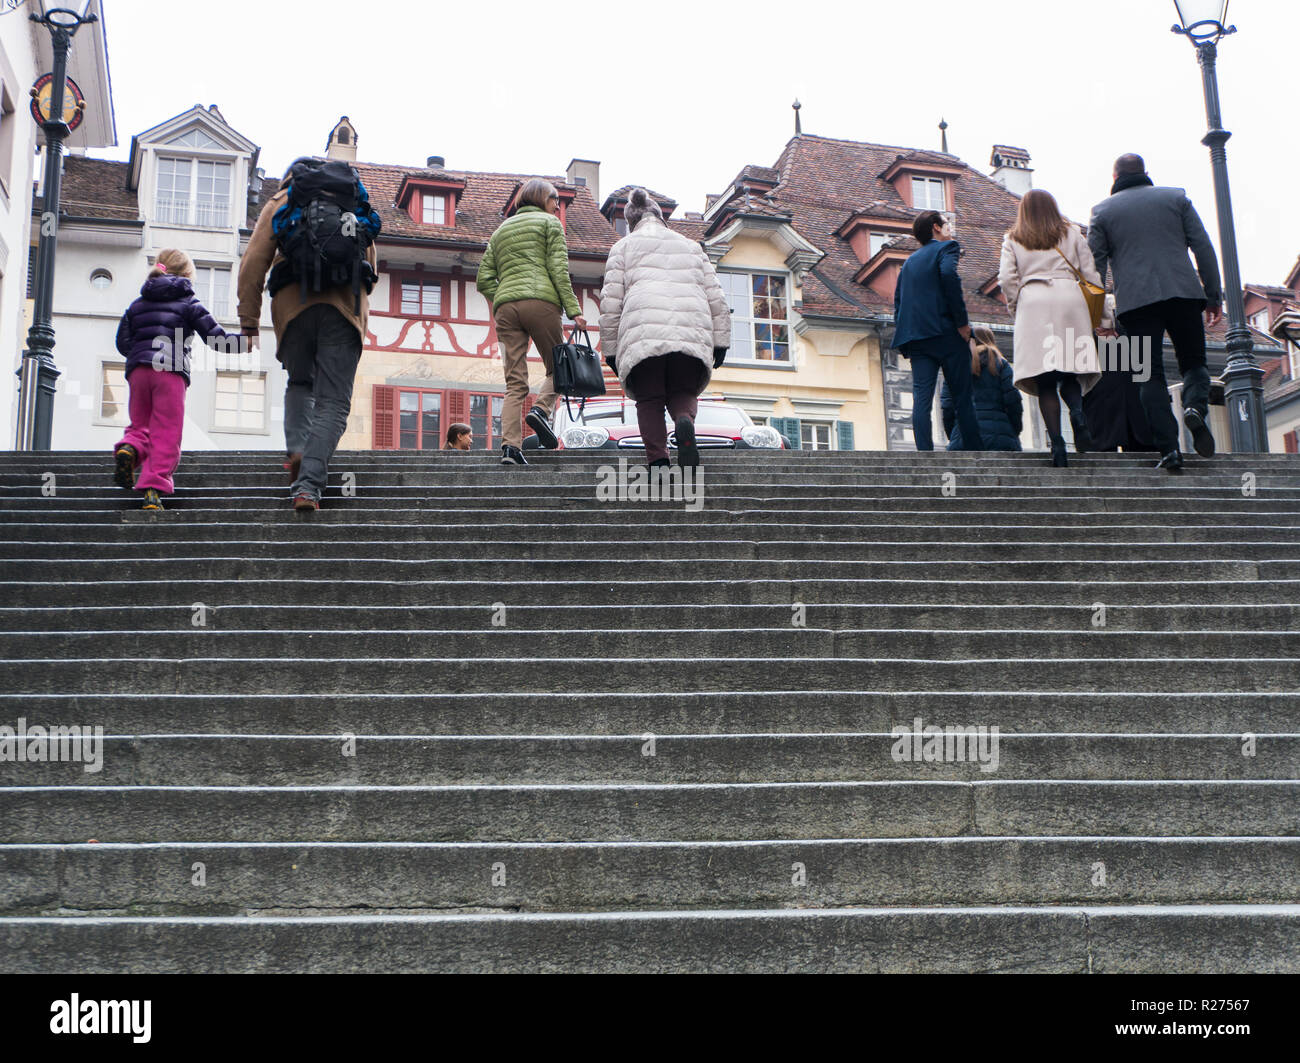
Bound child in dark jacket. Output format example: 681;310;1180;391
113;248;237;509
941;327;1024;452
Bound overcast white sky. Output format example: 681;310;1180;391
96;0;1296;283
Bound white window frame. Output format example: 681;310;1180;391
1289;340;1300;380
155;153;234;229
400;280;443;318
421;193;447;226
800;421;833;450
911;176;947;211
869;232;890;258
193;264;232;320
97;361;129;427
212;370;268;435
718;269;794;366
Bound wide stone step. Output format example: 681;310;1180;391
2;905;1297;973
5;539;1299;563
4;469;1294;490
7;602;1298;633
2;557;1293;584
10;496;1300;517
3;628;1295;663
4;690;1290;735
6;655;1298;695
4;838;1299;916
7;577;1297;609
3;734;1294;787
4;520;1300;544
2;781;1297;843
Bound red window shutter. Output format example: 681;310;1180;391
372;385;399;450
447;389;470;426
1285;430;1299;455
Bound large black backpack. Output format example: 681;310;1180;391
268;159;382;313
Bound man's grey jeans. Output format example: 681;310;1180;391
280;304;363;501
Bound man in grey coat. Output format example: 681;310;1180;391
1088;153;1223;472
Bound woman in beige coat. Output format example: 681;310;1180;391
998;189;1110;467
599;189;732;468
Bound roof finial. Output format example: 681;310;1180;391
939;117;949;154
793;99;802;136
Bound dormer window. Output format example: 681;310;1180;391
421;193;447;226
911;177;947;212
155;156;232;228
869;232;890;258
879;153;964;215
397;174;465;229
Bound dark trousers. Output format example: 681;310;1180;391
1117;297;1210;456
904;339;984;451
279;305;363;500
626;352;706;464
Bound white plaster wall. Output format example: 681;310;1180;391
0;15;41;449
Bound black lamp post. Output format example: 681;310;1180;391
14;6;96;452
1172;1;1268;452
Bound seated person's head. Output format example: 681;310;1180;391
912;210;950;245
446;423;472;450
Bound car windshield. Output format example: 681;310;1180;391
689;406;748;430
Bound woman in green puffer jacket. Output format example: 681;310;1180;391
475;178;588;465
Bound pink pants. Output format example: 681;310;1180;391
116;368;187;494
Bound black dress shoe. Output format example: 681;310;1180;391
1182;408;1216;458
1156;450;1184;474
500;444;528;465
674;415;699;468
1069;411;1093;454
525;406;558;449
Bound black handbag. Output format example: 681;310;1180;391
552;327;606;416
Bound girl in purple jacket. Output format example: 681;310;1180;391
113;249;238;509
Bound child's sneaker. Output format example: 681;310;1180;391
292;492;319;512
141;489;164;511
113;445;138;489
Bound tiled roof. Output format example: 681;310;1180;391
666;218;709;242
700;134;1025;323
38;157;138;222
356;161;616;257
600;185;678;217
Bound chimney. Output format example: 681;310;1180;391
326;116;358;163
427;155;445;169
567;158;600;204
990;145;1033;196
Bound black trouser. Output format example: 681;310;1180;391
1116;298;1210;456
902;335;983;452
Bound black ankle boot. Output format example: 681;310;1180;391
1069;410;1093;454
1050;438;1068;468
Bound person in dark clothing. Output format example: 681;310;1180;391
1084;307;1158;452
942;327;1022;451
113;248;239;510
892;210;983;451
1088;153;1223;473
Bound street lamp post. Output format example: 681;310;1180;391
1171;1;1268;452
14;6;96;452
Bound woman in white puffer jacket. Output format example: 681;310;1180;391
599;189;732;468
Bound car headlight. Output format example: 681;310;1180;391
561;426;611;449
741;426;782;448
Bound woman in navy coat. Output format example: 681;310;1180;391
941;328;1023;451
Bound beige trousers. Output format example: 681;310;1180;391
495;299;562;449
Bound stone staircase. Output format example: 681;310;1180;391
0;447;1298;973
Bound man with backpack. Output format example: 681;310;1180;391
238;157;381;511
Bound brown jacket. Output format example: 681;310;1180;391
237;188;377;352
